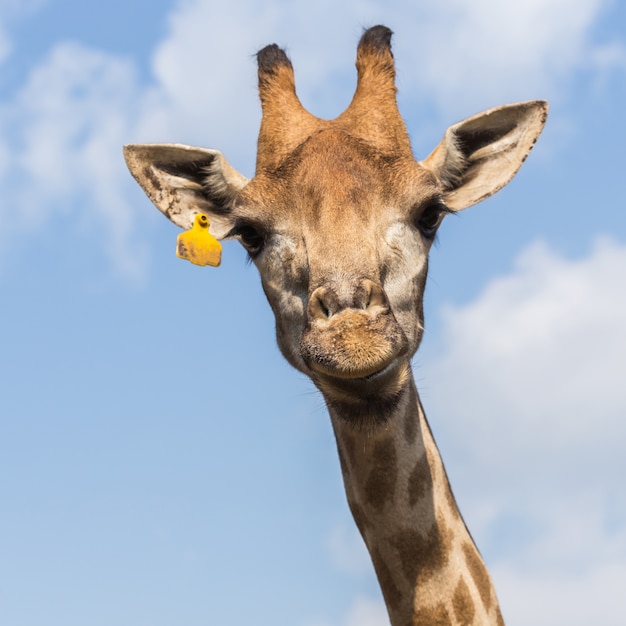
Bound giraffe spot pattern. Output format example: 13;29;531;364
462;542;493;612
391;521;450;587
364;438;398;511
413;601;453;625
407;452;431;508
452;578;475;625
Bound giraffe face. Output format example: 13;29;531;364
230;128;446;409
124;26;547;419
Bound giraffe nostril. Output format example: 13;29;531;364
309;287;336;321
309;280;389;322
316;295;330;319
361;279;388;311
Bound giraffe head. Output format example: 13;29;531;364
125;26;547;421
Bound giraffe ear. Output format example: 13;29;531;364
421;100;548;211
123;143;249;238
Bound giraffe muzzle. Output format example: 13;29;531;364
300;280;409;389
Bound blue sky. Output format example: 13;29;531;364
1;1;625;625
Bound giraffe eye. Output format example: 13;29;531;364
236;224;265;257
416;201;448;239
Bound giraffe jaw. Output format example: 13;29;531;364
309;352;401;380
312;353;411;407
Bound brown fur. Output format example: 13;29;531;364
391;521;451;585
463;542;494;611
407;453;431;508
453;579;476;624
364;438;399;511
413;602;454;626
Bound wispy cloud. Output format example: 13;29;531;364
0;0;48;65
143;0;625;134
393;0;625;111
0;41;146;276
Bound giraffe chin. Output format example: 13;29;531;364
310;357;398;380
311;354;410;407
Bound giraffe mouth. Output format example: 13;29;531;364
311;353;410;403
309;354;400;380
359;357;403;381
299;304;411;403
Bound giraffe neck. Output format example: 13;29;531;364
328;379;504;626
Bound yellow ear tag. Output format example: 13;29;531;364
176;214;222;267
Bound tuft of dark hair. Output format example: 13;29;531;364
359;25;393;53
257;44;292;74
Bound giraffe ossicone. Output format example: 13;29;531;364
124;25;547;626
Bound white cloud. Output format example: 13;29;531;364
393;0;625;111
430;238;626;477
0;0;47;65
495;561;626;626
136;0;626;151
423;238;626;624
0;41;150;277
0;23;11;65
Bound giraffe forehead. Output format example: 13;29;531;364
242;130;438;246
288;131;415;214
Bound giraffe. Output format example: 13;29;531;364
124;26;547;626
